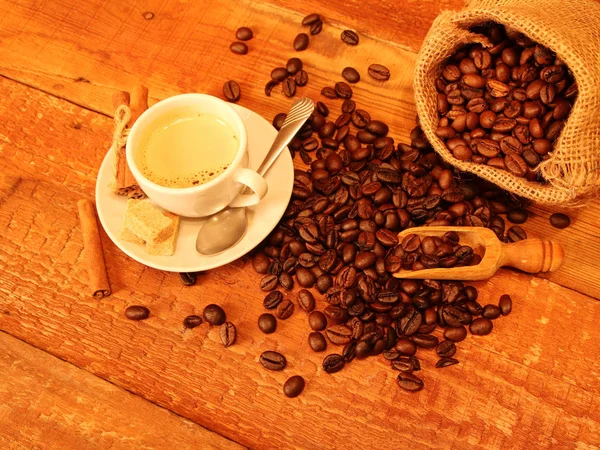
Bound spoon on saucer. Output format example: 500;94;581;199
196;98;314;255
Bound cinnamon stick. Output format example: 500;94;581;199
111;87;149;196
77;199;111;298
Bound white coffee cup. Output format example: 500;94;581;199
126;93;268;217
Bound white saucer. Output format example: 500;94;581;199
95;104;294;272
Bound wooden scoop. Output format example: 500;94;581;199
393;226;564;281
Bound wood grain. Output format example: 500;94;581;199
0;0;598;298
0;331;244;450
0;77;599;449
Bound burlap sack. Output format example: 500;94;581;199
414;0;600;206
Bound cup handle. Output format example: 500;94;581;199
228;168;269;208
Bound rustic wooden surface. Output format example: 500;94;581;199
0;331;244;450
1;0;599;449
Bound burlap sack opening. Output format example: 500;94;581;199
414;0;600;206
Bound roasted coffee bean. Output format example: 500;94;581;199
223;80;241;102
324;305;348;325
469;317;493;335
260;274;279;291
252;252;270;274
342;99;356;114
302;13;321;25
229;42;248;55
220;322;236;347
286;57;303;75
368;64;391;81
507;208;528;224
272;113;287;131
276;299;295;320
412;334;439;349
444;326;467;342
321;87;337;99
341;30;359;46
291;70;307;87
397;372;424;392
271;67;289;82
183;315;203;329
482;304;502;319
297;289;316;312
258;313;277;334
351;109;371;128
293;33;309;51
179;272;197;286
335;81;353;99
265;80;278;97
550;213;570;229
326;324;353;345
260;351;287;371
309;310;327;331
309;331;327;352
279;272;294;291
296;267;316;287
316;101;329;117
283;78;297;97
342;67;360;84
436;357;459;368
310;20;323;35
263;291;283;309
436;340;457;358
323;353;346;373
125;305;149;320
507;225;527;242
283;375;305;398
398;308;422;336
499;294;513;316
203;304;226;326
236;27;253;41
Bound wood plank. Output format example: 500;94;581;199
1;77;599;449
0;332;244;450
1;0;598;298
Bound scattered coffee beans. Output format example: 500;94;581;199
258;313;277;334
368;64;390;81
220;322;236;347
550;212;570;229
223;80;241;102
125;305;149;321
309;331;327;352
183;315;203;329
203;304;226;325
342;67;360;84
276;299;295;320
283;375;305;398
179;272;197;286
229;42;248;55
294;33;309;51
236;27;253;41
252;95;526;393
340;30;359;46
260;351;287;371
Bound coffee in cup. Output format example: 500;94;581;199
138;111;239;188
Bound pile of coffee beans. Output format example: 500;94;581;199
435;22;577;178
265;57;309;99
249;94;528;392
395;231;481;271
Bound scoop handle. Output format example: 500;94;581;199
499;239;564;273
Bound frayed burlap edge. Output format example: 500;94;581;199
414;0;600;206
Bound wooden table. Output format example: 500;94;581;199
1;1;599;448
